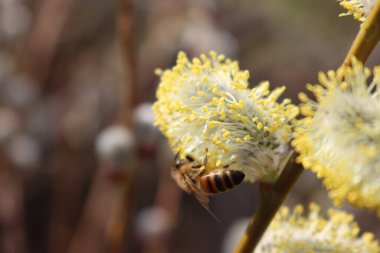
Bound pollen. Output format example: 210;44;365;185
244;135;251;141
293;58;380;216
209;121;222;128
256;204;380;253
337;0;376;22
153;51;298;183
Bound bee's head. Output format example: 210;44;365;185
175;159;185;169
174;153;195;169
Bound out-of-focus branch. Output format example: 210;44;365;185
343;0;380;66
233;152;303;253
142;159;182;253
116;0;137;126
27;0;72;86
0;156;26;253
105;174;134;253
104;1;137;252
67;166;127;253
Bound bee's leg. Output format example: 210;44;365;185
189;148;208;179
190;162;206;178
222;161;236;170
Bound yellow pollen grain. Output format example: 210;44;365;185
209;121;222;128
213;88;221;96
257;122;263;130
209;51;217;58
210;97;219;106
216;160;222;167
340;81;348;90
236;138;243;144
223;131;231;139
220;110;226;119
244;135;251;141
154;68;163;75
191;96;197;101
241;116;249;122
298;92;309;102
192;58;201;65
198;91;205;96
217;54;225;61
201;76;209;83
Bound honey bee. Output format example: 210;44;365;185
171;151;245;219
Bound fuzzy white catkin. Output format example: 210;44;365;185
135;207;171;239
96;125;135;168
7;133;41;169
133;103;159;148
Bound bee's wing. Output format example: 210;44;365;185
183;173;220;222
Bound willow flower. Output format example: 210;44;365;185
256;204;380;253
338;0;376;21
293;59;380;214
153;51;298;183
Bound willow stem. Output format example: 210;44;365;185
343;0;380;66
233;152;303;253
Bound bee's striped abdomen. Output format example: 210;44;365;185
200;170;245;194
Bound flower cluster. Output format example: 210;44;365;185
153;51;298;183
293;59;380;214
338;0;376;21
256;204;380;253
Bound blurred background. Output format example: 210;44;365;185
0;0;380;252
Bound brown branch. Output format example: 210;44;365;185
27;0;72;87
104;1;137;252
104;173;134;253
233;152;303;253
116;0;137;126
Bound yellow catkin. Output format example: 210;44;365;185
256;204;380;253
293;58;380;215
153;51;298;183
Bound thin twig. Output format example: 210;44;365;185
343;0;380;66
27;0;72;86
233;152;303;253
116;0;137;126
142;158;182;253
104;0;137;252
105;174;135;253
